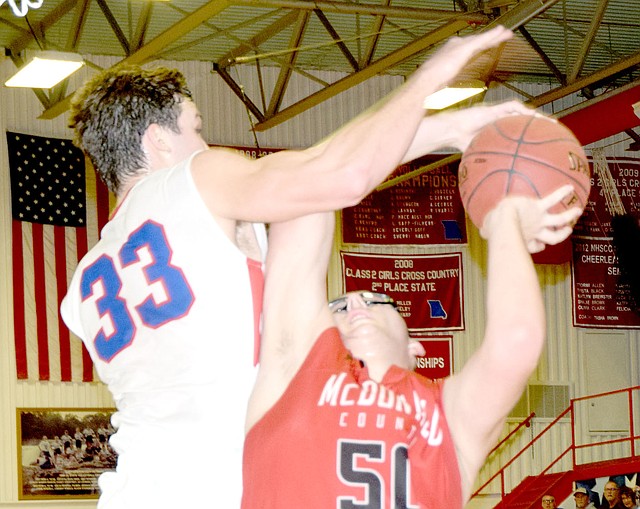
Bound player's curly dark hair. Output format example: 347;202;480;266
69;65;193;194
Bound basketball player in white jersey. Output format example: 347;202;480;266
61;26;533;508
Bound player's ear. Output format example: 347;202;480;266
143;123;170;152
408;340;426;357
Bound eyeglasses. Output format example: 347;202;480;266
329;291;398;313
604;488;619;492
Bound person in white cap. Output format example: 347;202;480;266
574;487;597;509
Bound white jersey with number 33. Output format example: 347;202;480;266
61;153;266;509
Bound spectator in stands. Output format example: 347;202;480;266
542;494;558;508
620;486;636;508
573;487;596;509
602;481;625;509
542;493;564;509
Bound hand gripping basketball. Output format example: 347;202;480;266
458;114;591;230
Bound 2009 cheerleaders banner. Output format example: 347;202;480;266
571;157;640;328
339;252;464;331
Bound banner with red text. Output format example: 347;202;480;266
341;156;467;245
339;252;464;331
572;237;639;327
411;335;453;380
571;156;640;328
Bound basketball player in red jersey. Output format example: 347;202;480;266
243;186;582;508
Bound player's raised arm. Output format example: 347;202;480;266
442;188;582;501
192;27;521;223
245;211;336;431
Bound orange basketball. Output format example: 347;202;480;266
458;115;591;229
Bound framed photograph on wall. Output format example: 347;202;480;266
17;407;116;500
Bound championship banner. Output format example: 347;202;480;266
339;252;464;331
571;156;640;328
411;335;453;380
341;155;467;245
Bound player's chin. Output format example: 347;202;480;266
527;241;545;254
336;321;365;341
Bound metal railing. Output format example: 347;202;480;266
486;412;536;458
471;385;640;500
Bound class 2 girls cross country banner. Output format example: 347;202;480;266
340;252;464;332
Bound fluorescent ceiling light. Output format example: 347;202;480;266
423;81;487;110
4;51;84;89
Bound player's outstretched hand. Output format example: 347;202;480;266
435;101;539;152
480;185;583;253
418;25;514;88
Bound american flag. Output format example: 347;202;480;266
7;131;112;382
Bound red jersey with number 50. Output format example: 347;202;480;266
242;327;462;509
